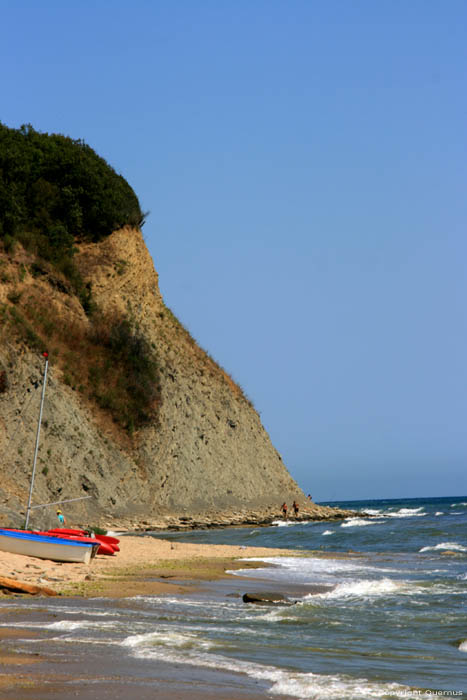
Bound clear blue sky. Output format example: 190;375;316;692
2;1;466;501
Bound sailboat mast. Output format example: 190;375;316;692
25;352;49;530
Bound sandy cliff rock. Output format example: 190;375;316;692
0;228;347;529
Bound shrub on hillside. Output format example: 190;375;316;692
2;297;161;433
0;123;145;311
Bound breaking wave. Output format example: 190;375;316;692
122;631;411;698
419;542;467;553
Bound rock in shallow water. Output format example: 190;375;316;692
242;591;296;605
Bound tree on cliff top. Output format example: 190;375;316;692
0;122;145;262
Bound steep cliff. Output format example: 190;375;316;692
0;227;322;529
0;124;356;530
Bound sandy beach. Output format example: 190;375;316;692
0;534;298;596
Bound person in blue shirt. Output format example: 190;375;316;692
56;509;66;527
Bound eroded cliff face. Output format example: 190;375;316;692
0;228;310;529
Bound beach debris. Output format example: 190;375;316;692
0;575;58;597
242;591;296;606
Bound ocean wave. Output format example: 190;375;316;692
459;641;467;653
231;556;402;587
419;542;467;553
122;629;217;651
361;509;382;516
435;511;444;516
46;620;94;631
307;578;408;601
341;518;382;528
0;619;116;631
322;530;334;536
123;637;411;699
385;507;426;518
271;520;296;527
261;668;408;699
451;502;467;507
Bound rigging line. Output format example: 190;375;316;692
29;495;92;510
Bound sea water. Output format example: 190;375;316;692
1;496;466;699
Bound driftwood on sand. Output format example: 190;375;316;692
0;575;58;597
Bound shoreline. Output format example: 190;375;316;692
0;536;324;700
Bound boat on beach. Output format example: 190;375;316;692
0;528;97;564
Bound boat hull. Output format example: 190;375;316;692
0;529;94;564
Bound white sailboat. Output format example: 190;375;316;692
0;528;95;564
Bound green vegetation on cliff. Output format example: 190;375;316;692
0;123;144;306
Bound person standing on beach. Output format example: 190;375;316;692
56;509;66;527
292;500;299;517
281;502;288;519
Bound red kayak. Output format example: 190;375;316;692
46;529;120;552
37;531;115;556
49;527;120;552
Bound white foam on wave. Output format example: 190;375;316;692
459;641;467;653
272;520;295;527
435;512;444;516
258;667;407;699
53;607;115;617
322;530;334;536
419;542;467;553
385;507;426;518
253;608;297;623
46;619;119;631
0;619;114;631
133;595;220;607
46;620;90;631
0;601;116;618
451;502;467;507
122;629;217;652
361;509;382;516
341;518;381;528
122;635;410;699
230;556;401;588
307;578;408;601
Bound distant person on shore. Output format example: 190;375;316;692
281;502;288;519
292;500;299;517
56;509;66;527
307;494;312;501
